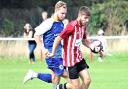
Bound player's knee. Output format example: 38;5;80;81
84;77;91;85
52;75;60;84
72;83;80;89
66;83;76;89
51;75;56;83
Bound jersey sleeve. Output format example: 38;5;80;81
59;24;74;39
35;18;54;35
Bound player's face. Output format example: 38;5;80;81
80;13;89;26
57;7;67;21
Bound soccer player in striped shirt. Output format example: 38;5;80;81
48;6;95;89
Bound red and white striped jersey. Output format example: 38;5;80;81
60;20;87;67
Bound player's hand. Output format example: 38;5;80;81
46;53;55;58
99;50;105;57
44;49;50;56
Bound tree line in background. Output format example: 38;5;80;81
0;0;128;37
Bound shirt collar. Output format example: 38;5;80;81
52;15;60;22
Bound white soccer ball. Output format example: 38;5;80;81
91;40;103;53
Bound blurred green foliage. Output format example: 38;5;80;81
88;0;128;35
3;19;14;36
0;0;128;37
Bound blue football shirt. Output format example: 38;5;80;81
35;18;64;58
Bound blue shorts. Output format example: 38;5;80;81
45;58;64;76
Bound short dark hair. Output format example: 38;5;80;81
78;6;91;16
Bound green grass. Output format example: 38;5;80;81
0;52;128;89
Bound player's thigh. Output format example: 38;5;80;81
61;70;69;81
68;66;80;89
79;68;91;84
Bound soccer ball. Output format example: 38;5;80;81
91;40;103;53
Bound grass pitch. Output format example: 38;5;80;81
0;52;128;89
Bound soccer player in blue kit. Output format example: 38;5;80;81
23;1;75;89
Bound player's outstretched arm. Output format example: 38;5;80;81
83;38;104;53
34;35;42;48
82;38;95;50
47;36;62;57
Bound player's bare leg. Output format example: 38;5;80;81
79;68;91;89
61;70;69;82
98;50;105;62
53;69;76;89
69;79;80;89
51;70;60;89
66;83;76;89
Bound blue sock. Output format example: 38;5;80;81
37;73;52;83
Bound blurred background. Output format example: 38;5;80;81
0;0;128;89
0;0;128;37
0;0;128;56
